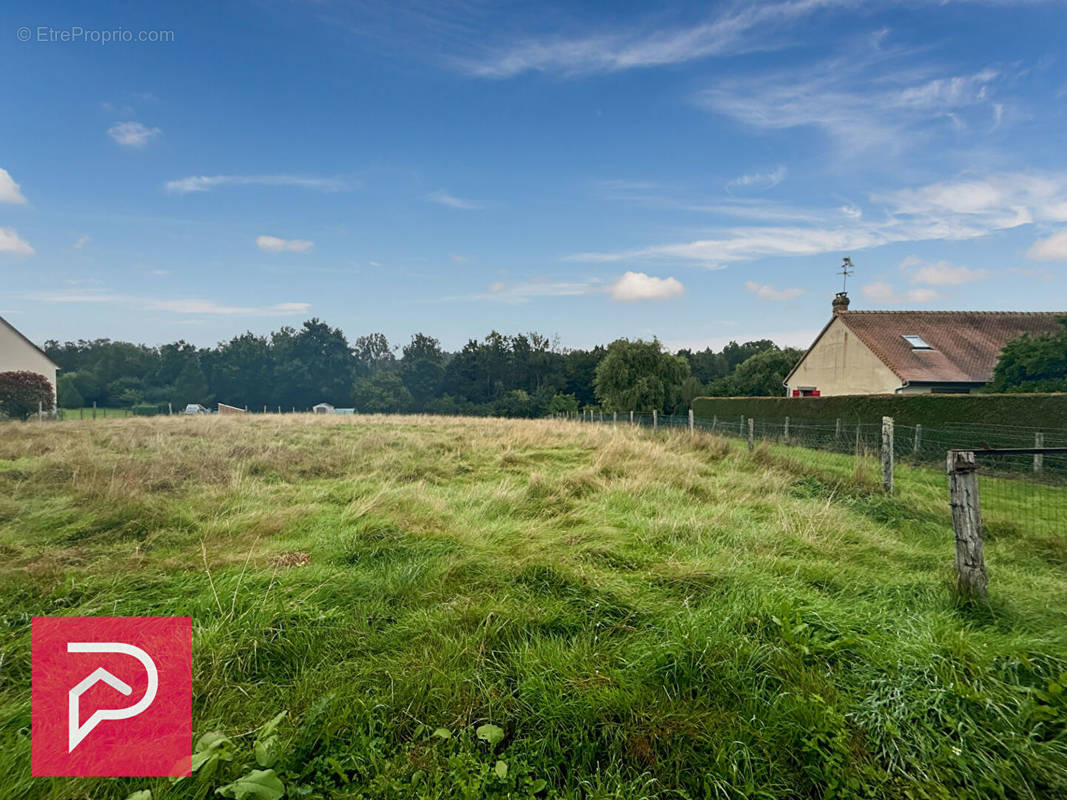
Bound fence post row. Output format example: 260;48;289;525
747;417;755;453
1034;432;1044;473
630;410;634;426
613;411;617;427
652;409;658;430
947;450;988;599
913;423;922;455
688;408;694;435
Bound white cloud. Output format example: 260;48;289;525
108;121;162;148
256;235;314;253
26;290;309;316
695;40;1003;152
899;256;989;285
727;166;787;191
1027;230;1067;261
73;235;91;249
608;271;685;301
861;281;939;304
425;190;480;210
165;174;346;194
0;227;34;255
444;278;603;304
0;169;27;204
459;0;849;78
567;171;1067;268
744;281;805;301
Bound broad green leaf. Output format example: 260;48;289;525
191;731;234;776
476;723;505;747
257;710;288;740
495;760;508;779
126;792;153;800
216;769;285;800
254;735;281;768
530;778;548;794
431;727;452;740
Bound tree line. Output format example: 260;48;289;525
44;320;804;417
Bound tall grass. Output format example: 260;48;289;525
0;415;1064;799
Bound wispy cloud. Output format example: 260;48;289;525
727;166;787;191
458;0;851;78
27;290;309;316
566;171;1067;268
695;37;1005;152
744;281;805;301
1026;230;1067;261
165;174;347;194
0;169;27;204
898;256;989;285
0;227;34;256
73;235;91;249
443;277;603;304
256;235;314;253
861;281;939;305
425;189;480;210
608;271;685;301
108;121;162;148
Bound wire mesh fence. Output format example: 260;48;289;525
561;409;1067;566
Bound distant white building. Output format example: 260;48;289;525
0;315;58;403
312;402;335;414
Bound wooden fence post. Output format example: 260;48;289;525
92;401;97;420
38;400;43;421
881;416;894;494
168;402;173;416
913;423;922;456
613;411;617;427
688;408;694;435
712;415;718;432
747;418;755;452
947;450;988;599
652;409;658;430
630;410;634;426
784;416;790;443
835;418;841;439
740;415;745;436
1034;432;1044;473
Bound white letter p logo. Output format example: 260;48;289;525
67;642;159;752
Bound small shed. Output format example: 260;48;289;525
312;402;335;414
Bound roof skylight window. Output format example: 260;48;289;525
902;335;933;350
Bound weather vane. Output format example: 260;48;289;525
839;257;854;293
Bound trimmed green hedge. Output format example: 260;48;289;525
692;393;1067;431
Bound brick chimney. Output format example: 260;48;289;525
832;291;850;315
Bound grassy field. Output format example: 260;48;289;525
1;415;1065;799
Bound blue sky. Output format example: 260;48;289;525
3;0;1067;353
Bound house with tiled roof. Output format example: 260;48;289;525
0;315;58;403
783;293;1064;397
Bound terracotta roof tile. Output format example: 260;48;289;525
838;311;1064;384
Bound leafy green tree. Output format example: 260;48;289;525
0;371;54;418
594;339;690;412
352;371;413;413
174;359;210;404
679;376;705;409
57;373;84;409
548;392;579;414
353;333;395;377
986;319;1067;393
400;333;445;408
726;348;804;396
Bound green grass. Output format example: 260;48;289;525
0;415;1064;799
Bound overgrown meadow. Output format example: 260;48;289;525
0;415;1064;799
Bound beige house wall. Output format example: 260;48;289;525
787;317;903;397
0;320;58;402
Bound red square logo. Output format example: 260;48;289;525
32;616;192;777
